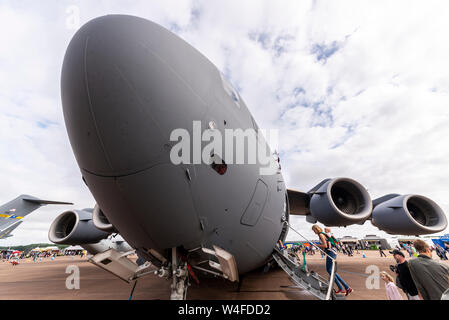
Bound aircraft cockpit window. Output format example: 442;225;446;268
231;91;239;102
220;73;241;108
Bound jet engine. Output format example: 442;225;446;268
372;194;447;235
48;209;110;244
92;204;117;233
308;178;373;226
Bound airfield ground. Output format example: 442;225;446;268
1;250;448;300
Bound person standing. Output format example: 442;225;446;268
440;246;446;260
310;246;315;255
379;244;387;257
380;271;403;300
437;245;448;260
406;244;413;257
389;249;420;300
348;245;354;257
435;246;443;260
408;239;449;300
312;225;353;296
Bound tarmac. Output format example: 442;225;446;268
1;250;448;300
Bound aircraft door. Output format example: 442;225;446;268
240;179;268;226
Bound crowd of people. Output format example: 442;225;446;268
280;226;449;300
0;251;24;260
390;241;449;261
387;239;449;300
1;248;86;265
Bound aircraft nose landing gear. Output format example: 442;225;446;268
170;268;189;300
170;247;190;300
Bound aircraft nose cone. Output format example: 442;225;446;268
61;15;209;176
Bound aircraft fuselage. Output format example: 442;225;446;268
61;15;287;273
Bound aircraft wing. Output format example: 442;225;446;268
0;220;23;240
0;195;73;239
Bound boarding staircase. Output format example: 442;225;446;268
272;221;346;300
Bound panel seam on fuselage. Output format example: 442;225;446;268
83;35;115;172
138;41;211;119
80;160;167;178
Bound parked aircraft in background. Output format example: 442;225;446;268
0;195;72;240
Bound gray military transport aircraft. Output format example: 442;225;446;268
0;195;72;240
48;15;448;300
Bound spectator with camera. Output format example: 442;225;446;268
389;249;420;300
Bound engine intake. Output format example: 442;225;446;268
309;178;372;226
48;209;110;244
372;194;447;235
92;204;117;233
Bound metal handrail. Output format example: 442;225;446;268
282;220;337;300
283;220;336;261
325;258;337;300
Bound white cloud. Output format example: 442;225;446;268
1;1;448;246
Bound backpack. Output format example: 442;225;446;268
320;232;338;249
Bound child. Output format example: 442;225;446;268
380;271;403;300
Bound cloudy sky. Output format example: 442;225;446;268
1;0;448;246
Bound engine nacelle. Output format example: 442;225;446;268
309;178;373;226
372;194;447;235
92;204;117;233
48;209;110;244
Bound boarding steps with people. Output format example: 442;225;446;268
272;221;346;300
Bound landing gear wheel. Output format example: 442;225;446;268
170;247;190;300
170;264;189;300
